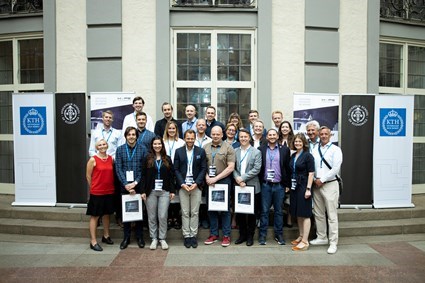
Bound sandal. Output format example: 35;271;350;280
291;236;303;246
292;240;309;251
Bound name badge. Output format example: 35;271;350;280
155;179;163;191
126;171;134;182
266;169;275;181
185;175;194;185
208;165;217;177
291;178;297;190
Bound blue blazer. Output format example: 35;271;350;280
174;145;207;189
258;143;291;189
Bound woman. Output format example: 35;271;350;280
233;129;262;246
227;112;244;130
163;121;185;229
289;133;315;251
224;123;240;149
86;139;115;252
279;120;295;149
252;120;266;148
141;137;176;250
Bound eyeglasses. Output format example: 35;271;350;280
227;129;236;133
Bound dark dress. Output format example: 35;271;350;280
289;151;315;218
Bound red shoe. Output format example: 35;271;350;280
204;235;219;245
221;236;231;247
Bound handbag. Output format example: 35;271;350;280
318;146;343;196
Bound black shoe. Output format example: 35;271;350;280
246;238;254;246
184;237;191;248
274;235;286;245
102;236;114;245
191;237;198;248
120;238;130;250
167;219;174;230
174;221;182;230
137;238;145;248
259;236;266;245
285;223;293;228
90;243;103;252
235;238;246;245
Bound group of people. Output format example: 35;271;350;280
86;97;343;255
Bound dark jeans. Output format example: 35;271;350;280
259;182;285;238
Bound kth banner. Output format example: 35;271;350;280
55;93;87;204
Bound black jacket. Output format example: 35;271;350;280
173;145;207;189
141;155;176;197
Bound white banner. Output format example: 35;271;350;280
12;93;56;206
373;95;414;208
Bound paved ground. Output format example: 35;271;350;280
0;233;424;282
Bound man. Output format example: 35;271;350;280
258;129;291;245
203;126;236;247
246;109;267;137
154;102;182;139
310;126;343;254
181;105;198;135
271;110;284;130
306;120;320;153
121;96;154;139
136;112;156;153
195;118;212;148
174;129;207;248
88;110;121;158
205;106;225;138
115;126;146;249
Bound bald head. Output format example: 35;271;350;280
211;126;223;145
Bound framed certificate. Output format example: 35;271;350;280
234;186;255;214
208;184;228;212
122;194;143;222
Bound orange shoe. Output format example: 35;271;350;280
291;236;303;246
292;241;309;251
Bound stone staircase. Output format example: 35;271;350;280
0;194;424;242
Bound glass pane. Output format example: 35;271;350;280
0;41;13;84
0;91;12;134
176;33;211;81
414;95;425;137
217;88;251;125
379;43;402;87
217;33;251;81
19;38;44;84
176;88;211;120
0;141;14;183
408;46;425;89
413;143;425;184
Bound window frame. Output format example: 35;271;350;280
171;28;257;121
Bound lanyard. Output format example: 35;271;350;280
155;159;162;179
102;128;112;142
138;129;147;145
187;150;194;175
211;144;221;164
318;144;332;168
292;150;303;177
267;146;277;167
167;140;175;156
126;144;136;161
240;147;251;166
186;119;197;132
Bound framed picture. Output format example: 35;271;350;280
208;184;228;212
234;186;255;214
122;194;143;222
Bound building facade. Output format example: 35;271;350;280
0;0;424;195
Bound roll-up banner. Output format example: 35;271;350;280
55;93;87;204
12;93;56;206
340;94;375;207
373;95;414;208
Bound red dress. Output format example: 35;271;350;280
90;155;115;196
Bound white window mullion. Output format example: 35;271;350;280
12;38;19;87
210;31;218;107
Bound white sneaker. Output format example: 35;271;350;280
150;239;158;250
159;239;169;250
327;244;337;254
310;238;328;245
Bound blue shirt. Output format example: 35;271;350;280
264;144;281;182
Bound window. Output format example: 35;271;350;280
0;36;44;184
171;0;256;8
173;30;256;126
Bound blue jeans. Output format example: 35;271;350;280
207;178;232;237
259;182;285;238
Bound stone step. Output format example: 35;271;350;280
0;216;424;241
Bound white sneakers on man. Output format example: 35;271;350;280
309;238;328;245
327;244;337;254
160;240;169;250
150;239;158;250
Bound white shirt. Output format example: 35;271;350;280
196;134;211;148
121;112;154;136
240;146;251;175
88;127;121;158
185;146;194;176
164;138;185;162
312;141;343;183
